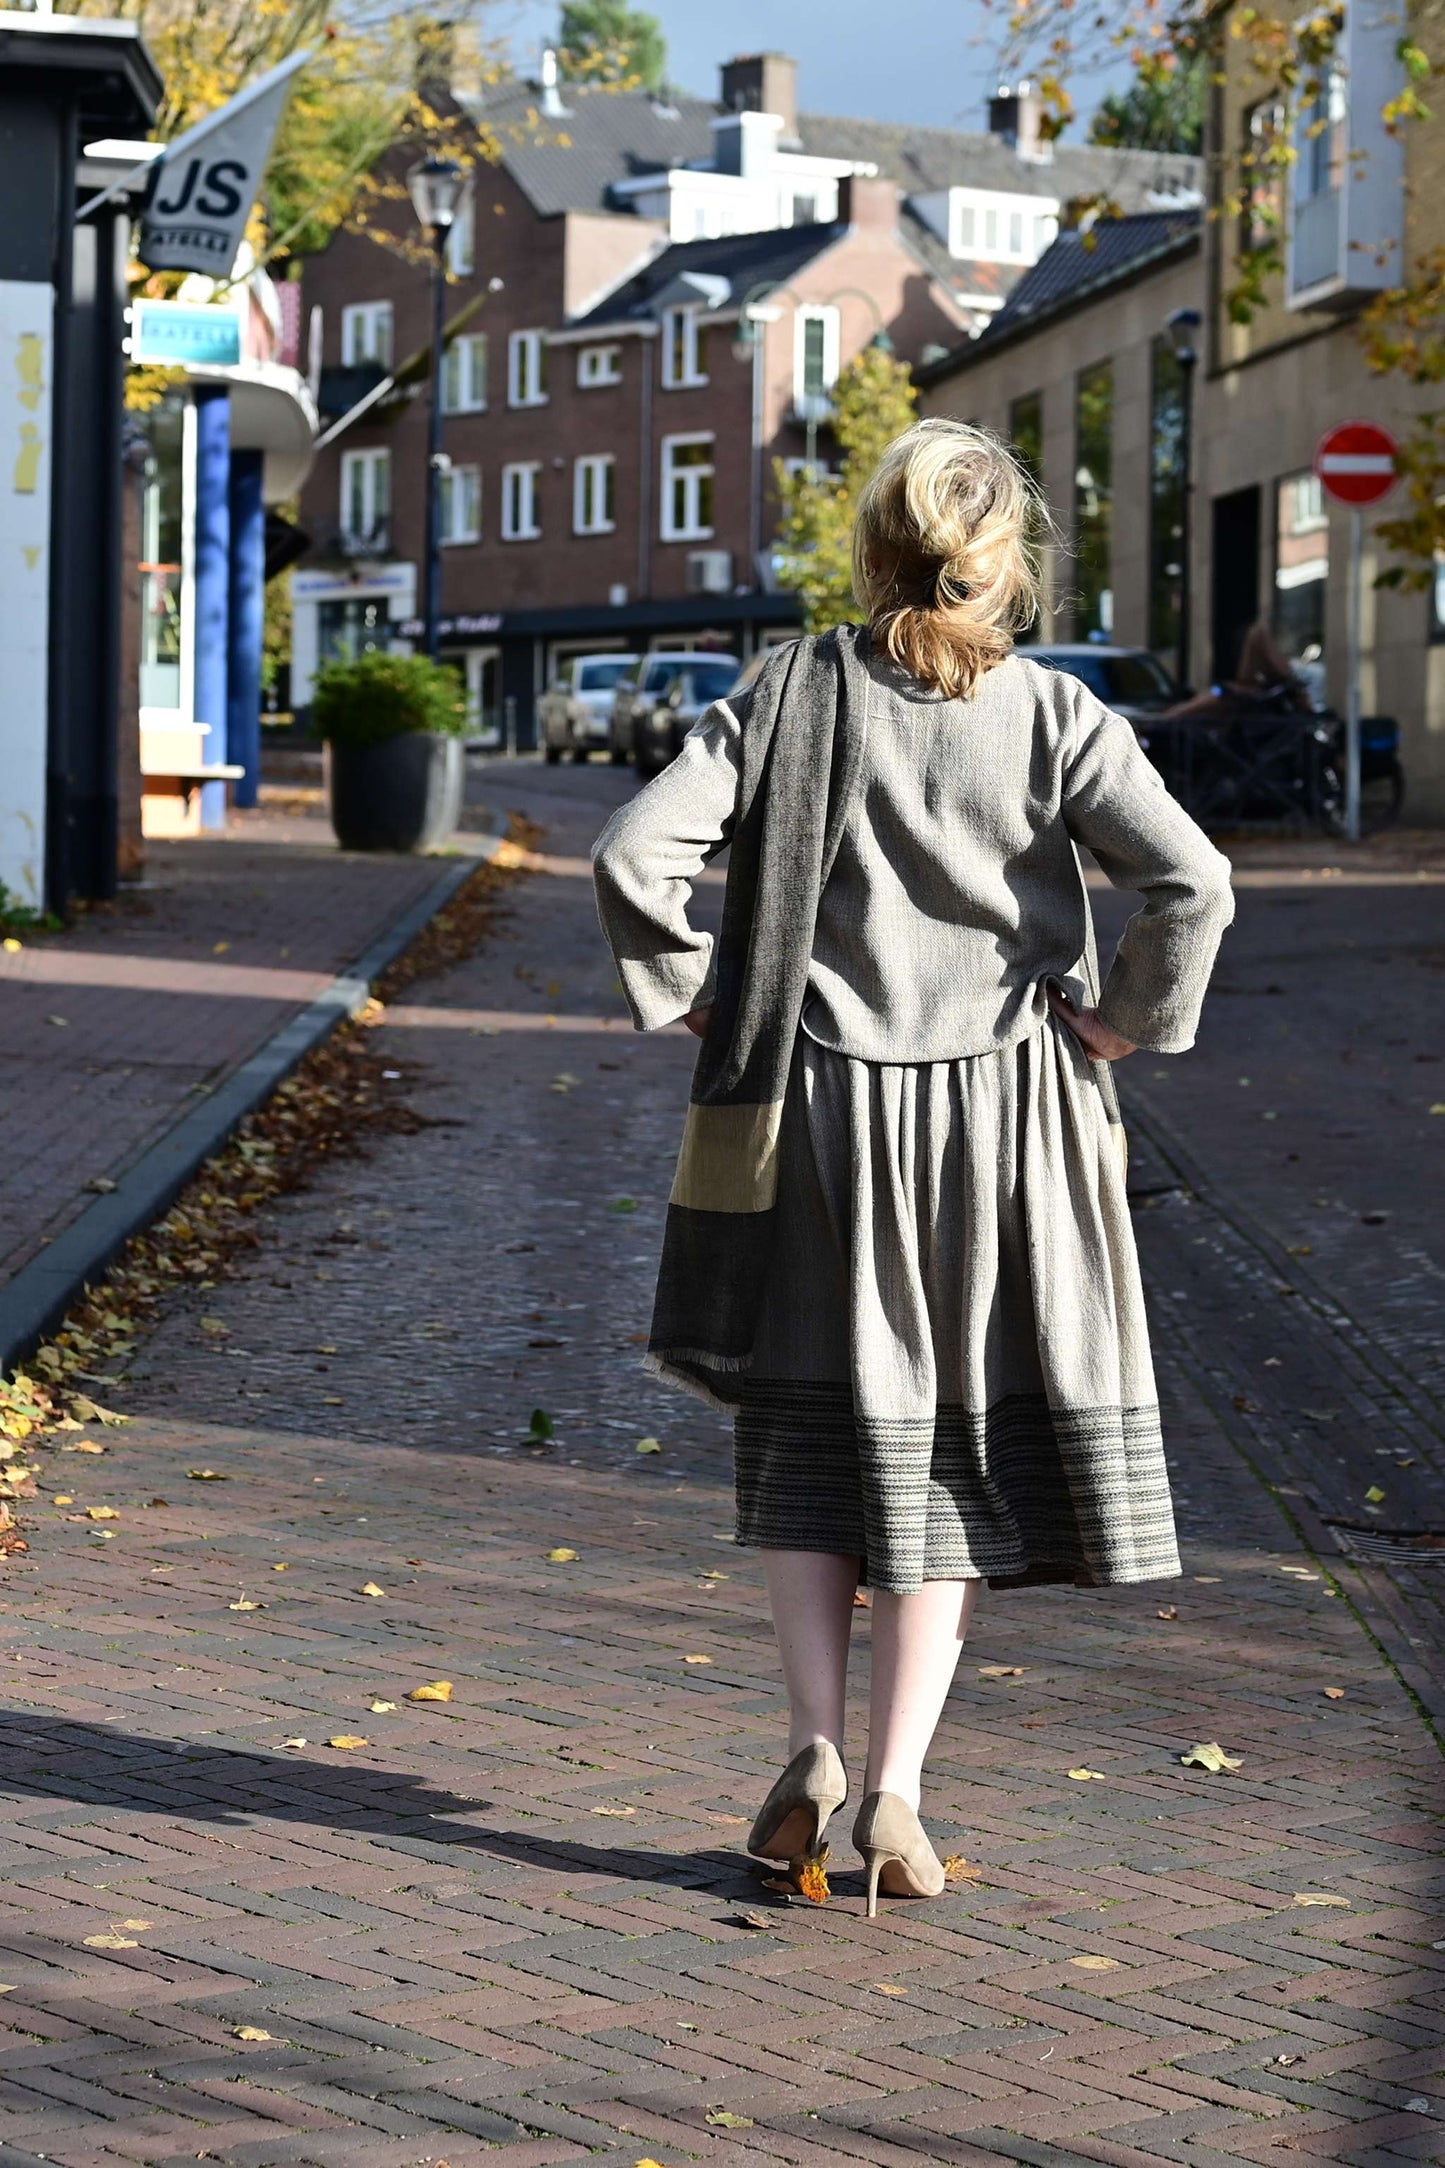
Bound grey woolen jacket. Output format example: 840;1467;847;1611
590;626;1235;1408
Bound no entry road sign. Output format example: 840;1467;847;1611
1315;420;1398;507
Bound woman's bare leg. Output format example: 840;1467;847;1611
761;1550;860;1758
865;1580;982;1809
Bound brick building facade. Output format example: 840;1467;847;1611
292;53;1198;746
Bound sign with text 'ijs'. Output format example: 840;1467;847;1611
0;280;54;910
130;301;242;369
139;52;310;277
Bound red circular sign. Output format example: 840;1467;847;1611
1314;420;1399;507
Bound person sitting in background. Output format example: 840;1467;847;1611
1165;620;1314;723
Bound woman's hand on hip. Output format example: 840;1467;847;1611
1046;983;1137;1063
682;1003;714;1040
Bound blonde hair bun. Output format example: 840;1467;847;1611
853;417;1048;698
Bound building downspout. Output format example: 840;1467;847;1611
638;335;653;601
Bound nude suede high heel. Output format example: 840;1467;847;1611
747;1741;848;1862
852;1791;947;1917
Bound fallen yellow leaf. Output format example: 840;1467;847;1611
67;1440;106;1454
1365;1486;1386;1504
1293;1891;1351;1908
326;1735;369;1751
117;1920;151;1931
85;1506;120;1521
1323;1687;1345;1700
1;936;19;952
635;1436;663;1453
1067;1768;1106;1781
53;1495;74;1506
281;1737;307;1749
369;1700;397;1714
272;1563;288;1572
683;1653;713;1664
360;1582;386;1597
872;1981;907;1994
706;2110;755;2129
592;1803;635;1817
1070;1954;1120;1970
234;2026;271;2041
1180;1741;1242;1773
978;1664;1025;1677
187;1468;228;1481
794;1852;830;1903
83;1933;138;1950
200;1317;230;1337
942;1855;980;1883
699;1569;728;1581
546;1547;578;1563
229;1597;263;1612
408;1680;453;1702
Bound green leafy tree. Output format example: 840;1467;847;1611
558;0;666;90
773;344;919;633
1088;46;1208;154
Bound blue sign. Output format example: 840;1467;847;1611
131;301;242;369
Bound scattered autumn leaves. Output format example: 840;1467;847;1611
0;832;537;1555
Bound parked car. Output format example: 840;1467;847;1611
539;654;640;764
610;652;742;777
1027;643;1179;725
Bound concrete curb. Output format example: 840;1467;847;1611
0;828;506;1376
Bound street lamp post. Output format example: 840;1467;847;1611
408;156;468;663
1164;306;1201;694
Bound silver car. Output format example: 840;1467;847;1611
539;654;641;764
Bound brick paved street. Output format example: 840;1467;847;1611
2;762;1442;2167
0;807;466;1291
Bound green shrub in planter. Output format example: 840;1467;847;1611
313;649;468;749
316;651;468;852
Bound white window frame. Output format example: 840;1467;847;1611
661;306;708;389
794;305;841;406
947;188;1059;265
508;328;548;408
577;343;622;388
660;433;715;542
341;301;393;368
573;453;616;536
440;463;482;545
441;333;487;414
501;460;542;541
446;191;475;277
339;446;390;544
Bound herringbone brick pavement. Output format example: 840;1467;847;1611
2;763;1441;2167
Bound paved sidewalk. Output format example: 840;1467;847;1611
1;764;1440;2168
0;802;476;1295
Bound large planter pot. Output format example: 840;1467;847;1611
326;732;463;853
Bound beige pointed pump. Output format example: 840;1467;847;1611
747;1741;848;1862
852;1791;947;1917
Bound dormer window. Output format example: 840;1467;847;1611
662;307;709;389
941;188;1057;265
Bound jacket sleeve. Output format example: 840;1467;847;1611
591;699;743;1031
1061;685;1235;1053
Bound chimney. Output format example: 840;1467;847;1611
838;173;899;228
539;46;568;119
719;52;799;144
413;17;455;102
988;79;1050;163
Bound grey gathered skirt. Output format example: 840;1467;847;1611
733;1019;1181;1593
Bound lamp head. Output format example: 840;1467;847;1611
408;156;467;239
1164;305;1201;366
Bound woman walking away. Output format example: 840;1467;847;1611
592;419;1234;1917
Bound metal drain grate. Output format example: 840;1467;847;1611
1324;1521;1445;1566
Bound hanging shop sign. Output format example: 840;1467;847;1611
138;51;310;277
